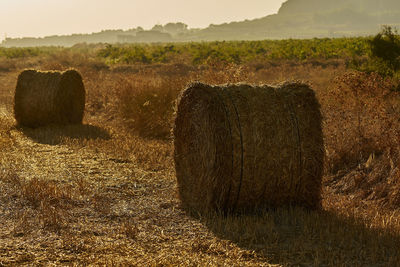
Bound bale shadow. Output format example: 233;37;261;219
196;206;400;266
19;123;111;145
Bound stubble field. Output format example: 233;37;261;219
0;41;400;266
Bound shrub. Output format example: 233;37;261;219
117;75;187;139
369;26;400;68
321;71;399;173
364;26;400;78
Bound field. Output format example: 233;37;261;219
0;38;400;266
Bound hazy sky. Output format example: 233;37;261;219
0;0;286;40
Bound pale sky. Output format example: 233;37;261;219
0;0;286;40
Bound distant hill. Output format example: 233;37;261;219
0;23;197;47
2;0;400;47
192;0;400;40
278;0;400;15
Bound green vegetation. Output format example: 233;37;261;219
96;38;370;65
0;46;63;59
0;47;42;58
97;44;177;64
1;31;399;82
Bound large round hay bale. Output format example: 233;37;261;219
14;69;85;128
174;82;324;213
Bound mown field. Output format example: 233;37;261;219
0;37;400;266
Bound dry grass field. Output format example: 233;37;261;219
0;52;400;266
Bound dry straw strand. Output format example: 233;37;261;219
14;69;85;128
174;82;324;213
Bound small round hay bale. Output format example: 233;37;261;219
174;82;324;213
14;69;85;128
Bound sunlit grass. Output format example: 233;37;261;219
0;44;399;265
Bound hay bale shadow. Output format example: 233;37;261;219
19;124;111;145
196;207;400;265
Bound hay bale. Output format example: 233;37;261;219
174;82;324;213
14;69;85;128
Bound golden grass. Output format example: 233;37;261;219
0;58;399;265
116;73;188;139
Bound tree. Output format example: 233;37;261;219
163;22;188;34
369;26;400;75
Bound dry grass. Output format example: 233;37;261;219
319;71;400;209
116;73;189;139
0;56;400;265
